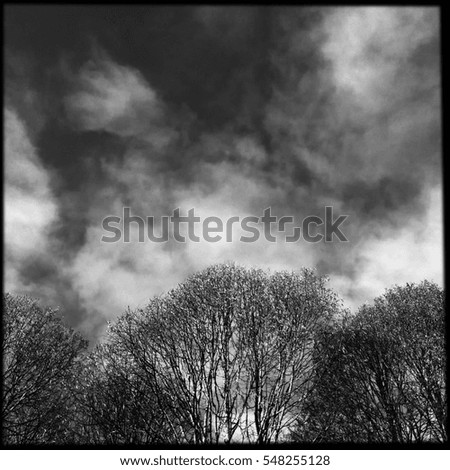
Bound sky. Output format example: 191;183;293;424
4;6;443;343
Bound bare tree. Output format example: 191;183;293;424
73;335;180;444
94;264;340;444
2;294;87;444
239;269;338;443
104;266;254;444
295;281;446;443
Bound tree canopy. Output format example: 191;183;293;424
2;294;87;444
294;281;446;443
2;267;446;445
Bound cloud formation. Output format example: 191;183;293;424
64;50;176;150
322;7;438;111
4;6;442;341
4;108;58;292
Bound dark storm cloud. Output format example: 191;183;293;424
4;6;442;340
5;6;274;129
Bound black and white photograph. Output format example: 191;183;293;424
3;4;446;453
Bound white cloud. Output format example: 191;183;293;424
64;51;176;149
322;7;438;111
4;107;59;291
66;134;319;330
330;185;443;309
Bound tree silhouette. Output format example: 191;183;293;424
2;294;87;444
90;264;340;444
2;272;446;445
294;281;446;443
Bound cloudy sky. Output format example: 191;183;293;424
5;6;442;342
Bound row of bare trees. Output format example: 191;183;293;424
2;265;447;445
